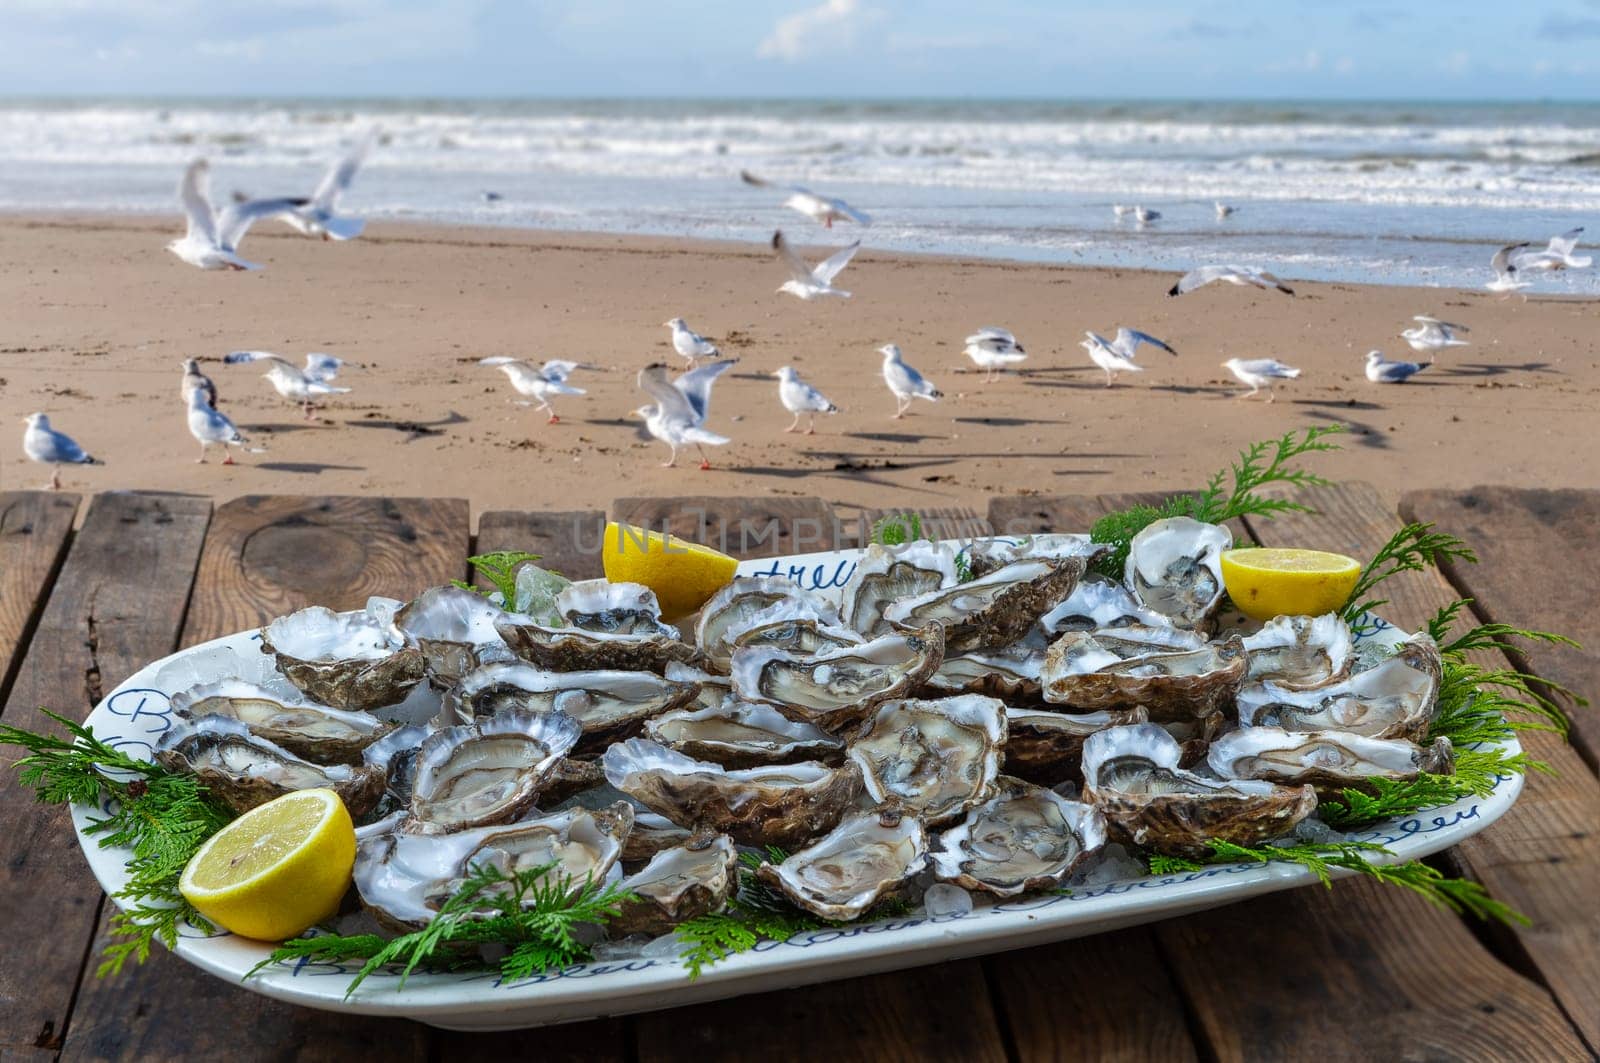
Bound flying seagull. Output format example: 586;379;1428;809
22;413;99;489
740;171;870;228
1169;265;1294;297
1512;228;1592;274
635;360;736;469
963;327;1027;382
181;358;217;407
1487;242;1533;294
282;130;374;241
166;159;303;270
223;350;352;419
1365;350;1427;384
187;388;261;464
480;357;589;423
663;318;718;367
878;344;942;418
1401;316;1470;360
1080;328;1178;387
771;230;860;300
1222;357;1301;401
303;353;354;384
773;366;838;434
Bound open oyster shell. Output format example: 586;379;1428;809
1241;613;1354;690
964;534;1102;579
1002;706;1148;786
643;698;845;768
612;834;740;937
840;542;959;635
664;661;732;710
1236;634;1442;742
621;811;695;869
1039;574;1172;634
755;811;928;921
1040;627;1247;720
730;602;864;661
393;586;520;685
1209;727;1454;798
170;678;393;764
846;695;1007;826
261;604;426;711
881;556;1086;654
730;623;946;734
601;738;861;849
931;776;1108;896
155;714;385;816
407;710;581;833
558;580;679;637
922;638;1047;703
495;615;700;674
695;578;842;672
1081;723;1316;856
1123;517;1232;630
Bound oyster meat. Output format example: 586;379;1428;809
407;710;581;833
612;834;740;937
1241;613;1354;689
1002;706;1148;785
1123;517;1232;630
170;678;392;764
922;634;1048;703
1208;727;1454;796
964;533;1101;579
729;601;864;660
558;580;679;637
495;614;700;674
730;624;946;733
755;811;928;921
155;714;385;816
847;695;1006;826
882;557;1086;654
665;661;733;710
644;699;845;768
1039;574;1171;634
393;586;519;684
695;578;841;672
840;542;958;635
443;661;700;752
931;777;1108;896
1236;634;1442;742
261;604;425;711
1040;627;1247;720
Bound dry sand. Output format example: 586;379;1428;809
2;213;1597;524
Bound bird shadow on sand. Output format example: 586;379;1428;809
237;421;329;434
1300;409;1389;449
954;416;1071;428
1287;398;1385;411
255;462;367;475
1443;361;1559;377
344;411;467;441
845;430;948;445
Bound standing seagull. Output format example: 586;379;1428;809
1401;316;1470;360
772;366;838;434
1365;350;1427;384
22;413;98;489
771;231;860;300
166;159;303;271
1169;265;1294;297
181;358;218;406
223;350;352;419
740;171;871;228
1112;204;1135;219
663;318;719;367
1222;358;1301;401
878;345;942;418
1134;206;1161;224
1215;202;1237;219
1487;242;1533;294
480;357;589;423
1080;328;1178;387
186;388;260;464
1513;228;1592;274
963;327;1027;382
282;130;374;241
635;360;736;469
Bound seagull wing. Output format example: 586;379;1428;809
811;240;860;285
1546;227;1584;257
966;327;1017;347
771;231;819;285
1114;328;1177;358
303;353;345;382
1238;358;1301;378
48;428;91;464
224;350;293;370
179;159;219;247
639;365;698;424
312;130;374;210
217;196;308;251
541;359;583;383
1492;242;1532;276
1168;265;1230;296
828;197;872;226
674;359;737;423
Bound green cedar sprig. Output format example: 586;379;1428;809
450;550;544;602
870;512;926;547
1339;523;1476;623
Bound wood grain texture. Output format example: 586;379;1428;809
0;493;210;1054
612;496;837;558
475;509;607;582
1243;482;1600;1055
431;1018;629;1062
0;492;79;711
1400;487;1600;770
988;495;1106;537
181;495;470;644
858;505;993;543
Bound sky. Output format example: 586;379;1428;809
1;0;1599;99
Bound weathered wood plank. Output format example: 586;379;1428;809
475;509;607;582
858;505;992;545
988;495;1106;537
0;492;79;709
612;496;837;559
0;493;210;1054
1243;482;1600;1054
62;496;469;1063
1400;487;1599;770
433;1019;629;1062
634;964;1008;1063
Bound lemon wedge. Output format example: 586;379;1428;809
1220;547;1362;622
601;521;739;621
179;788;356;942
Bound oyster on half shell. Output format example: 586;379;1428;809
755;811;929;921
1208;727;1454;797
695;578;840;672
261;604;425;711
1039;574;1172;634
881;556;1087;654
558;580;679;637
407;710;580;833
846;695;1007;826
612;835;740;937
1236;634;1442;742
1002;706;1148;786
393;585;519;684
1040;627;1247;720
155;714;385;816
1123;517;1232;630
170;678;392;764
931;776;1108;896
644;699;845;768
495;614;700;674
1241;613;1354;690
840;542;958;635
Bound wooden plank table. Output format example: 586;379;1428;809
0;487;1593;1061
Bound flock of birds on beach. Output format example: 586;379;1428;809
17;131;1596;485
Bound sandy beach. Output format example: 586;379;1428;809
2;212;1597;521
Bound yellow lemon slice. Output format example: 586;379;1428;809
601;521;739;621
1220;547;1362;623
179;788;356;942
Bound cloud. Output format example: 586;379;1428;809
757;0;871;61
1538;14;1600;39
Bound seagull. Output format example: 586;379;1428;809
1222;358;1301;401
1169;265;1294;297
280;130;374;241
166;159;303;271
1401;316;1470;360
1134;206;1161;224
1487;242;1533;294
22;413;98;489
181;358;217;407
740;171;870;229
1215;202;1237;219
663;318;718;367
878;345;942;418
635;360;736;469
1513;228;1592;274
773;366;838;434
1081;329;1177;387
223;350;352;419
186;388;260;464
963;327;1027;382
302;353;352;385
480;357;588;423
1112;204;1135;218
772;231;860;300
1365;350;1427;384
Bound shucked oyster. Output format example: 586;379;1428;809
922;638;1047;703
931;776;1108;896
1040;627;1247;720
558;580;679;637
730;624;946;734
612;834;740;937
882;557;1087;654
1236;634;1442;742
495;613;699;674
1002;706;1148;786
393;586;519;684
1241;613;1354;690
170;678;392;764
1039;574;1171;635
695;578;842;672
1208;727;1454;798
665;661;733;710
1123;517;1232;630
155;714;385;816
729;601;864;661
847;695;1007;826
644;699;844;768
1081;723;1316;856
840;542;958;635
407;710;580;833
442;661;700;752
601;738;861;849
261;604;426;711
964;534;1102;579
755;811;928;921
